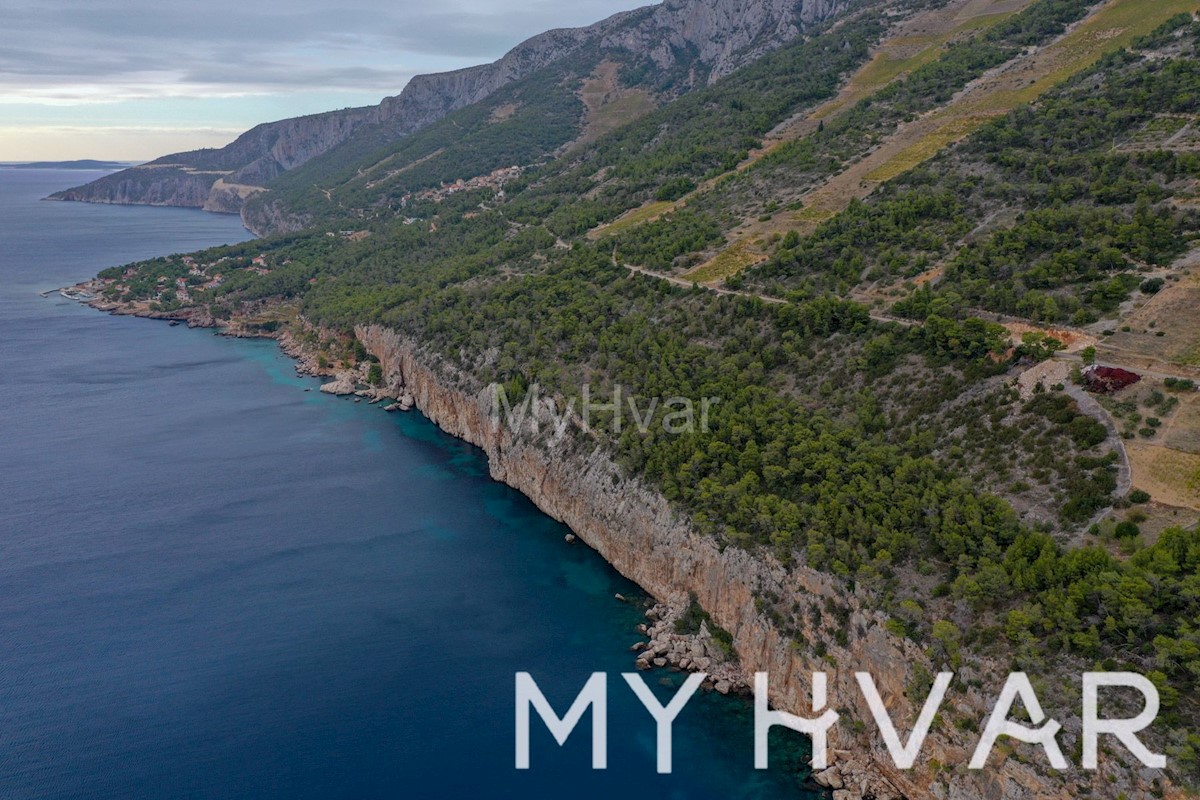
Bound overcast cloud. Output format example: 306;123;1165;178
0;0;653;99
0;0;651;158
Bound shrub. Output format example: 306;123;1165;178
1114;520;1141;539
655;177;697;202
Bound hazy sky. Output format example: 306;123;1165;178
0;0;651;161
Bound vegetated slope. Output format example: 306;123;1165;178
242;0;875;234
47;105;384;212
80;5;1200;797
583;0;1038;243
46;9;653;211
746;11;1200;325
255;0;968;239
602;0;1112;275
49;0;856;222
602;0;1196;285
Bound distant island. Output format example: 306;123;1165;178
3;160;135;170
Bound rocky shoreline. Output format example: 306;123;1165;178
633;602;749;695
63;287;1181;800
65;290;727;669
64;289;836;786
65;283;417;409
280;332;417;410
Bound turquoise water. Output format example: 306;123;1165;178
0;169;816;799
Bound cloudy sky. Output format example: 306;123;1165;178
0;0;651;161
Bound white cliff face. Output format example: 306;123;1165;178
354;324;1177;800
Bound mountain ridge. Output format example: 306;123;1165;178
48;0;850;219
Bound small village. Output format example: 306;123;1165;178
396;165;521;210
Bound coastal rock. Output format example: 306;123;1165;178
184;308;216;328
814;766;845;790
320;374;356;395
349;324;1172;800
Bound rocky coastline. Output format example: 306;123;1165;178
64;286;1181;800
633;602;749;695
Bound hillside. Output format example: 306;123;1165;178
74;1;1200;797
48;0;853;220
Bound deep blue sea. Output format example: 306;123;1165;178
0;169;815;799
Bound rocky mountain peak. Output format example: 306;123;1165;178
49;0;852;215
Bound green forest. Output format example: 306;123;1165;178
95;4;1200;783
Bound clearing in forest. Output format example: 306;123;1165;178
685;239;767;284
576;61;657;148
1093;252;1200;515
773;0;1033;140
1099;262;1200;372
1127;442;1200;511
588;200;677;239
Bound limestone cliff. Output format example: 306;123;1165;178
46;104;382;214
601;0;844;82
355;324;1177;800
46;166;220;209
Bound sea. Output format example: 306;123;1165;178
0;168;816;799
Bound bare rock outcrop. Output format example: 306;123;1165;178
602;0;848;83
